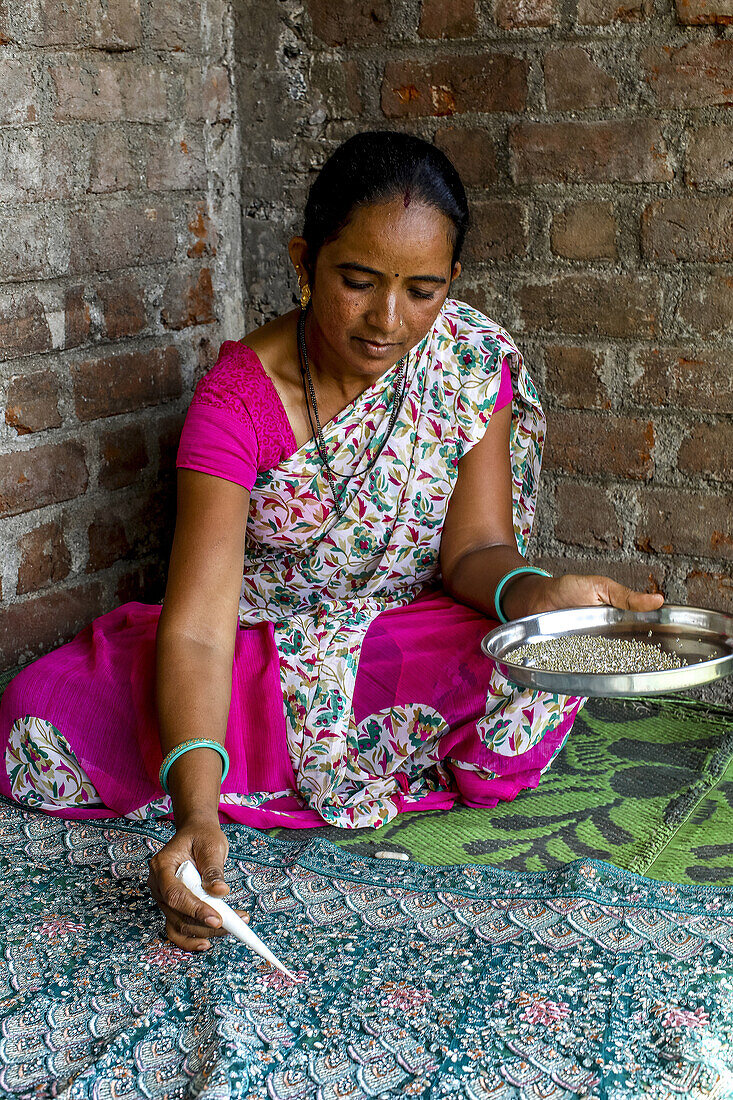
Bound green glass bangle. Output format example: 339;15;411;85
159;738;230;794
494;566;552;624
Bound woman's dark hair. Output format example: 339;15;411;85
302;131;469;273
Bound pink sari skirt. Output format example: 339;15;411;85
0;590;581;828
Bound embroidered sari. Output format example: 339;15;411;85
0;300;582;828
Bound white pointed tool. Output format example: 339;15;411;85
176;860;299;982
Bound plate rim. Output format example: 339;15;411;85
480;604;733;697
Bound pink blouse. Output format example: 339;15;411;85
176;340;513;491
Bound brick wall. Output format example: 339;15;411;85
2;0;731;699
0;0;244;668
235;0;733;662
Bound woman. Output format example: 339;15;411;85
0;132;663;950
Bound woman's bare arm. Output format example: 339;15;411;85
440;402;664;619
148;468;250;950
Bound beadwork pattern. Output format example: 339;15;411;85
1;795;733;1098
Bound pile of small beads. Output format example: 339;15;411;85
507;634;687;674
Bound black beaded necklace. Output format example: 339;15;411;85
297;305;408;518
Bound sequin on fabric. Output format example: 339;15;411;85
1;798;732;1099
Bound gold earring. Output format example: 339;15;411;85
299;282;311;310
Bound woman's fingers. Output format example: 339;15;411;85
602;578;665;612
626;590;665;611
150;865;252;949
153;866;225;932
166;919;211;952
543;574;666;616
147;823;237;949
148;839;254;950
164;908;251;952
193;852;230;897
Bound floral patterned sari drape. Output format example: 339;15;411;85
233;299;577;827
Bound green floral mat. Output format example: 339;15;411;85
268;695;733;887
1;667;732;886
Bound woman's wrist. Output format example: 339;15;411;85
164;745;227;826
174;805;222;830
499;572;554;621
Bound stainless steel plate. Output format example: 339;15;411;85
481;604;733;697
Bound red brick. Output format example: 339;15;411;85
685;126;733;186
68;202;176;275
146;129;206;191
0;129;87;203
0;441;88;518
0;581;107;667
0;294;52;358
0;60;40;125
463;201;527;262
643;42;733;107
311;59;363;119
642;198;733;262
0;129;42;202
87;488;170;574
382;55;528;118
630;348;733;414
544;346;610;410
555;483;621;549
40;0;142;48
72;345;182;421
544;48;618;109
98;423;150;491
0;2;11;43
187;201;217;258
30;0;78;44
161;267;216;330
676;0;733;23
87;515;129;572
636;489;733;560
550;202;617;260
194;333;219;377
511;121;671;184
678;274;733;338
89;128;139;193
16;520;71;595
434;127;497;187
677;423;733;483
51;62;170;123
184;66;232;123
145;0;200;49
156;410;186;475
307;0;391;44
0;208;67;282
536;553;664;594
517;275;660;337
64;286;92;348
97;275;147;339
419;0;477;36
5;370;61;434
115;560;166;605
495;0;559;27
577;0;650;21
686;570;733;614
45;131;94;198
544;412;655;480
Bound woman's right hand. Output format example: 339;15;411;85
147;814;249;951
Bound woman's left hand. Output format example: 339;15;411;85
533;573;664;617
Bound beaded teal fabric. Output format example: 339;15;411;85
1;795;733;1098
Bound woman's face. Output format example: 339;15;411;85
290;197;461;381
